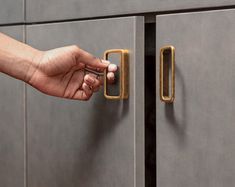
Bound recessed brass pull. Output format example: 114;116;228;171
160;45;175;103
104;49;129;100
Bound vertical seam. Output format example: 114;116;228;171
134;17;136;187
23;0;28;185
23;81;28;187
23;0;26;22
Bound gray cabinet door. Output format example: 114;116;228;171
0;26;25;187
156;9;235;187
26;16;144;187
26;0;235;22
0;0;24;24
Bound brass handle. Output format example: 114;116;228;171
104;49;129;100
160;45;175;103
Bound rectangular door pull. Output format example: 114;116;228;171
104;49;129;100
160;45;175;103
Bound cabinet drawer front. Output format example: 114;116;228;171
26;0;235;22
156;9;235;187
26;16;144;187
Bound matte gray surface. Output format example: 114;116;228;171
26;17;144;187
0;0;24;24
26;0;235;22
156;9;235;187
0;26;24;187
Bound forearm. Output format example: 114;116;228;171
0;33;42;82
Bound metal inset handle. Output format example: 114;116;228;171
104;49;129;100
160;45;175;103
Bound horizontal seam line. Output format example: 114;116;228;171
0;5;234;27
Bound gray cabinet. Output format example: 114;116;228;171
0;0;24;24
0;26;24;187
156;9;235;187
0;0;234;186
26;0;235;22
26;16;144;187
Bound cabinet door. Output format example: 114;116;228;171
26;0;235;22
156;9;235;187
26;17;144;187
0;26;24;187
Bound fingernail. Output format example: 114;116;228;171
101;60;110;65
108;64;118;72
107;72;115;80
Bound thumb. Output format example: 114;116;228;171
75;47;110;69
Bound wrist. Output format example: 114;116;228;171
25;49;44;84
0;33;45;84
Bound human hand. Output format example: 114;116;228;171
27;45;117;100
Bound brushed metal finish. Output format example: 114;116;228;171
26;17;144;187
0;0;23;24
104;49;129;100
159;45;175;103
0;26;24;187
26;0;235;22
156;9;235;187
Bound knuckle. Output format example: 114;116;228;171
70;45;81;61
84;74;90;80
95;80;100;87
82;82;87;88
70;45;80;51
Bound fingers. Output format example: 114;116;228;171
73;90;92;101
72;45;118;83
63;70;84;98
82;83;93;96
71;82;93;101
73;74;100;101
107;72;115;83
75;81;98;101
73;46;110;69
85;63;117;83
107;64;117;83
108;64;118;72
73;82;93;100
84;74;100;92
71;66;117;100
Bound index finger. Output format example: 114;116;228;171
76;47;110;69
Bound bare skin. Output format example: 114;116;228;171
0;33;117;100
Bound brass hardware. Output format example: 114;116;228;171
104;49;129;100
160;45;175;103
